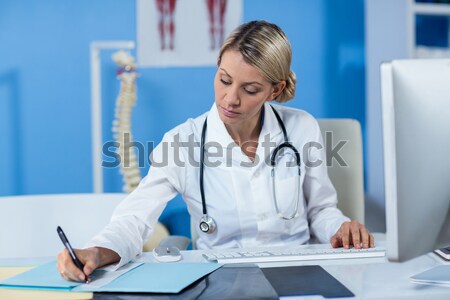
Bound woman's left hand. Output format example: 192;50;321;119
330;220;374;249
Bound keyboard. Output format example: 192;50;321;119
203;246;386;264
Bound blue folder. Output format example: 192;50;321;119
0;261;222;294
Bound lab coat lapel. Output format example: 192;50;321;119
205;103;285;166
206;104;235;148
255;102;284;167
259;102;283;143
205;104;244;166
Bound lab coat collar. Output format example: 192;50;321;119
206;102;283;148
206;103;235;148
259;102;283;144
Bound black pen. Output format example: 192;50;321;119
56;226;89;283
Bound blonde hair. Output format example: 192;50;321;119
218;20;296;103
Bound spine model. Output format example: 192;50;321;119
112;51;142;193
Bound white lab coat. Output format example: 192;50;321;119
86;102;349;268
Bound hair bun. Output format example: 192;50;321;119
276;70;296;103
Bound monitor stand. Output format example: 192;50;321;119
410;265;450;287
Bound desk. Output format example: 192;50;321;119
1;245;450;300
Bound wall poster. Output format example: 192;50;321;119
137;0;243;67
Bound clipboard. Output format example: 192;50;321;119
262;265;354;298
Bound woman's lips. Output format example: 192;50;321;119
221;107;240;117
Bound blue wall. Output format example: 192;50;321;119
0;0;365;234
0;1;136;195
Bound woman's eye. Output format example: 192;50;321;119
220;79;231;85
244;89;258;95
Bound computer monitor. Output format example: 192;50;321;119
381;59;450;262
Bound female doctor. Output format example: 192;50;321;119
57;20;374;282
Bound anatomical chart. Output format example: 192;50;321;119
137;0;242;67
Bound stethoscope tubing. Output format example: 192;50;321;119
199;105;302;233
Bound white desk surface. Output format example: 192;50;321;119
1;245;449;300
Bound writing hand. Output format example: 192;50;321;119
56;247;99;282
57;247;120;282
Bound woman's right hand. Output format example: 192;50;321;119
56;247;119;282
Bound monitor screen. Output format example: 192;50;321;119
381;59;450;262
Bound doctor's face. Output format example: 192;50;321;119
214;50;282;128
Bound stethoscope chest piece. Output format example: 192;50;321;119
199;214;216;233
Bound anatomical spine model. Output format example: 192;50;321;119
112;51;142;193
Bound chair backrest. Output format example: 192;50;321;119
189;119;365;248
0;193;126;258
317;119;365;223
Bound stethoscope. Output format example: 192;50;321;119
199;105;302;234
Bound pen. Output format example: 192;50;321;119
56;226;89;283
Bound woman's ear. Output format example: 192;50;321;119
269;81;286;100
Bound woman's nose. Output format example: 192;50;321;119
224;88;240;106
